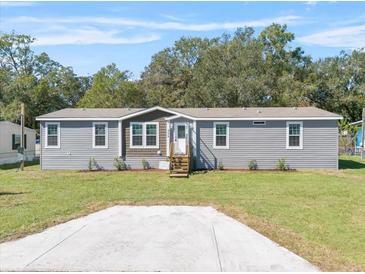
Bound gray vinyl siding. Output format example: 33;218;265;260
40;121;119;170
40;118;338;170
196;120;338;170
122;110;172;169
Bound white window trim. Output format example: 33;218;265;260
130;122;143;148
92;122;108;149
286;121;303;150
213;122;229;149
45;122;60;149
253;121;266;126
145;122;159;148
130;122;159;149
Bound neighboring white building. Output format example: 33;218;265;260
0;121;37;165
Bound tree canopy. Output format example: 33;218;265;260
1;25;364;130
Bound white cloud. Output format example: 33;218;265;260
32;28;160;46
305;1;317;6
7;15;302;32
298;24;365;49
0;1;33;7
2;14;302;46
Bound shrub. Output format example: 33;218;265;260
142;159;150;170
276;158;289;171
113;157;126;171
88;157;101;171
218;160;224;170
248;160;258;170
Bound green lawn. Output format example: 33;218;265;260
1;157;364;271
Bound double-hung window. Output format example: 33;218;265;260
130;122;159;148
286;121;303;149
45;122;60;148
213;122;229;149
93;122;108;148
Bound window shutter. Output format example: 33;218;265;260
12;134;15;150
24;134;27;149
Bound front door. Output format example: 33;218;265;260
174;123;187;155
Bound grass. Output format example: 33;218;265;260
0;156;364;271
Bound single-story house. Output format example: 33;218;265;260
36;106;342;171
0;121;37;165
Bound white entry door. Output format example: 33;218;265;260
174;123;187;155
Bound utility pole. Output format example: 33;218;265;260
20;103;25;171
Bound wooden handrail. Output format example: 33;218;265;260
169;142;174;159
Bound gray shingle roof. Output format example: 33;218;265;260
169;107;341;119
36;106;342;120
37;108;143;119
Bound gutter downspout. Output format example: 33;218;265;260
118;120;123;158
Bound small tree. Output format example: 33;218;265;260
338;119;357;155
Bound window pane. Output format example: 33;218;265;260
289;124;300;135
15;135;21;145
48;136;58;146
132;136;143;146
48;124;58;135
289;136;300;147
14;134;21;149
146;136;157;146
177;125;185;138
216;124;227;135
146;124;156;135
216;136;227;147
132;124;143;135
95;124;105;135
95;136;105;146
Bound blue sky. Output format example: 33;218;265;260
1;1;365;78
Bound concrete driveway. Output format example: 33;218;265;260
0;206;317;271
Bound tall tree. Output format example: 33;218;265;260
78;64;145;108
0;32;88;128
310;50;365;121
141;37;214;107
185;25;312;107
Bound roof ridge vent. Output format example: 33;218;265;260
242;107;246;110
206;107;210;110
257;109;261;114
293;107;298;110
82;108;86;111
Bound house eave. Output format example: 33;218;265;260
36;116;343;122
36;117;121;121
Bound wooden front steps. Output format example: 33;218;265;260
169;143;191;178
170;156;190;178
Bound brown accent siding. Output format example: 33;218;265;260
122;110;173;158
